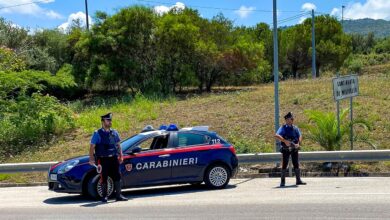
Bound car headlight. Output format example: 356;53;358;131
57;160;79;174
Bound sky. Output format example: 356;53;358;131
1;0;390;31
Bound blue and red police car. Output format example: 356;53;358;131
48;124;238;199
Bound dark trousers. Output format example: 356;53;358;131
281;149;300;170
97;156;121;183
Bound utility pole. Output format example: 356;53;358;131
273;0;280;152
85;0;89;31
311;9;316;79
336;5;346;141
341;5;345;29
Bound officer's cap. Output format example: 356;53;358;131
101;113;113;120
284;112;294;120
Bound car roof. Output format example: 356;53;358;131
139;129;215;136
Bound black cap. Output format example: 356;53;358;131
101;113;113;120
284;112;294;120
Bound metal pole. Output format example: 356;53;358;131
336;72;341;138
350;96;353;150
341;5;345;29
311;9;316;79
350;73;354;150
273;0;280;152
85;0;89;31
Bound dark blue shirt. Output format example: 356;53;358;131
277;124;301;140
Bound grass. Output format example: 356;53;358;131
1;71;390;183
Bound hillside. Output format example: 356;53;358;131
343;18;390;37
1;67;390;183
7;71;390;164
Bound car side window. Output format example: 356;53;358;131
136;135;170;152
138;137;154;151
178;133;208;147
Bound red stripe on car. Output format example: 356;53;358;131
123;144;225;159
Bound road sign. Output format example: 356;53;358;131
332;75;359;101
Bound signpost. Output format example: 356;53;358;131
332;74;359;150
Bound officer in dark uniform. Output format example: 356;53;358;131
274;112;306;187
89;113;128;202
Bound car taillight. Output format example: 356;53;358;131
228;145;236;155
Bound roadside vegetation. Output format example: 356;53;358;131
0;5;390;180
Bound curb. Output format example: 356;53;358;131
0;182;47;188
234;172;390;179
1;173;390;187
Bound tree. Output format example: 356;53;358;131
76;6;157;94
0;18;29;50
155;9;201;93
351;32;376;54
303;15;352;77
29;29;69;73
280;24;310;78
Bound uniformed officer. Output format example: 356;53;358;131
274;112;306;187
89;113;128;202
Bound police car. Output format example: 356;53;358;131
48;124;238;199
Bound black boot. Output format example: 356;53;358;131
115;181;128;201
280;169;286;187
295;168;306;185
101;183;108;203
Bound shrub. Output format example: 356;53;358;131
347;59;363;74
0;93;75;159
301;109;350;151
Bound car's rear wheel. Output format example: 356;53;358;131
87;175;114;199
204;164;230;189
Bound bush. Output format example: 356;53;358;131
301;109;350;151
0;69;76;161
0;93;75;160
0;69;77;99
347;59;363;74
0;47;26;72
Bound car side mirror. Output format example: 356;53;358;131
131;146;142;154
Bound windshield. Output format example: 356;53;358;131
120;131;162;152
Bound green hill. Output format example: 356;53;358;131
343;18;390;37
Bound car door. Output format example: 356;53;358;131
170;132;211;182
121;134;173;187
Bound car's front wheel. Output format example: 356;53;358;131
87;175;114;199
204;164;230;189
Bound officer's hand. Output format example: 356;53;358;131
118;156;124;164
89;159;95;166
294;143;300;149
283;140;291;146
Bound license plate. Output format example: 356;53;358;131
50;174;57;181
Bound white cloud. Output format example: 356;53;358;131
330;0;390;20
154;2;185;15
299;3;316;23
234;5;256;19
0;0;62;19
58;11;92;31
301;2;317;11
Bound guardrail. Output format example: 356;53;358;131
1;150;390;173
0;162;58;173
238;150;390;164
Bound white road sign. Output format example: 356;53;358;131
333;75;359;101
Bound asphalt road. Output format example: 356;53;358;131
1;177;390;220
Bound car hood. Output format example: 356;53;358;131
50;155;90;173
